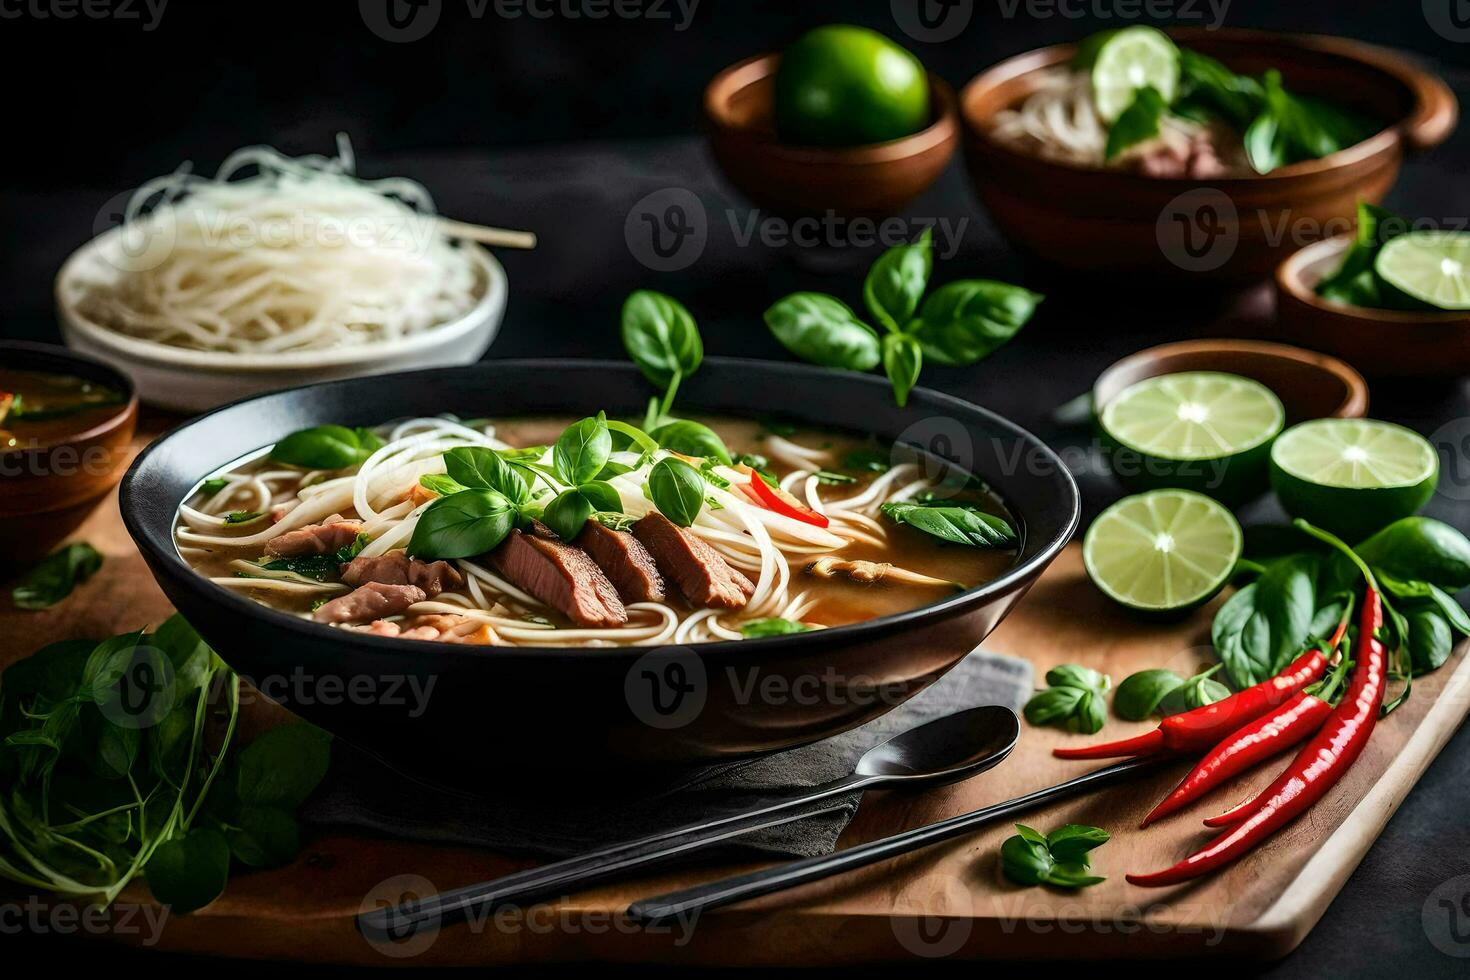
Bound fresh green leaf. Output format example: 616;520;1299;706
1315;202;1407;301
1212;553;1318;688
542;489;595;541
647;457;705;527
407;489;516;559
1405;608;1453;675
444;447;530;505
235;724;332;809
1113;668;1185;721
813;470;857;486
605;419;660;455
621;290;703;389
269;425;381;470
226;806;300;869
912;280;1042;367
224;511;264;525
882;333;923;408
1023;686;1085;727
419;473;468;497
146;827;231;913
1000;822;1108;890
1176;49;1263;130
1043;863;1107;889
740;618;812;638
862;228;932;333
1104;85;1166;160
554;414;614;487
1353;518;1470;591
11;542;103;610
879;500;1018;549
651;420;733;464
763;293;882;371
199;477;230;496
1046;824;1110;863
576;480;623;515
1046;664;1109;692
1000;832;1054;886
1161;666;1231;714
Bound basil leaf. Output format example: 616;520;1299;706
1161;666;1231;714
444;447;530;505
651;420;733;464
1316;201;1407;300
419;473;468;497
1354;517;1470;591
882;333;923;408
1406;608;1453;675
270;425;381;470
1046;664;1109;692
606;419;660;455
1176;49;1263;130
542;489;595;542
862;227;932;333
146;827;231;914
227;806;300;869
740;618;812;638
1104;85;1166;160
763;292;881;371
879;500;1018;549
1000;832;1054;886
1212;553;1317;688
1023;686;1084;727
1112;668;1185;722
553;414;613;487
408;489;516;559
12;542;103;610
1046;824;1110;863
621;290;703;388
577;480;623;515
647;457;705;527
1071;690;1107;734
912;280;1042;367
235;723;333;809
1244;106;1287;174
1042;863;1107;889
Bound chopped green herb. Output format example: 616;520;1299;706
740;618;813;638
11;542;103;610
224;511;265;525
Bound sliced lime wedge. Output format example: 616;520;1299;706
1101;372;1284;461
1091;26;1180;123
1084;489;1242;614
1374;230;1470;310
1270;418;1438;541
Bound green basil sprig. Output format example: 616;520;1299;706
622;290;703;429
764;229;1042;407
651;419;733;465
1023;665;1111;735
1001;823;1109;890
1104;85;1166;160
879;500;1018;549
647;456;705;527
1112;668;1186;722
11;542;103;610
269;425;383;470
408;488;517;559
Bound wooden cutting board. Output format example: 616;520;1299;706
5;419;1468;964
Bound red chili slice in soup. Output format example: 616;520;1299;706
741;471;829;528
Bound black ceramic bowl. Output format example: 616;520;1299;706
120;359;1077;779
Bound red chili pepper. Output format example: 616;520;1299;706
740;471;829;528
1127;587;1387;887
1052;636;1338;762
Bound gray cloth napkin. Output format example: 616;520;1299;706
303;647;1032;860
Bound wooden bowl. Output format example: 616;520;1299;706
0;341;138;567
1095;338;1369;424
1276;234;1470;377
704;54;959;218
960;28;1456;282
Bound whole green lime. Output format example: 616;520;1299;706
774;25;930;147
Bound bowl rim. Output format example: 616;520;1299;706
120;357;1080;664
0;339;140;455
959;27;1439;184
54;231;507;373
703;52;959;164
1277;233;1470;324
1093;337;1370;419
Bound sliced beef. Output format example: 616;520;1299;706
573;521;666;603
314;582;425;624
488;525;627;628
632;513;754;609
264;515;364;558
340;551;463;597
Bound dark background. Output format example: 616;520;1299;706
4;0;1470;975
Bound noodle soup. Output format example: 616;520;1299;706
174;415;1018;647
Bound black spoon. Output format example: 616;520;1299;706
357;704;1020;940
624;755;1163;925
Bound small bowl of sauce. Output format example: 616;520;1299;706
1;342;138;566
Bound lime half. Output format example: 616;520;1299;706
1270;418;1438;542
1084;490;1242;615
1099;371;1285;503
1091;26;1180;122
1374;230;1470;310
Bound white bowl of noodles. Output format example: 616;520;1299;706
54;140;508;413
